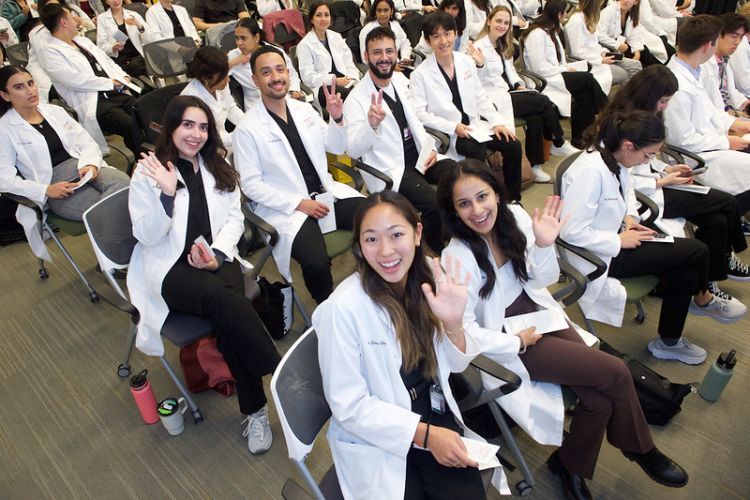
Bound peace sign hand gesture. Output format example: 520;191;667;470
323;76;344;122
138;151;178;196
532;195;568;248
368;90;386;130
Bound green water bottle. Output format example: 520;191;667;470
698;350;737;402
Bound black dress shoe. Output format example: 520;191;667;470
622;448;689;488
547;450;593;500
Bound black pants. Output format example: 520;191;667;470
96;91;137;152
510;91;564;166
403;447;486;500
561;72;608;148
400;166;445;253
116;54;149;79
291;197;365;304
608;237;709;340
456;134;523;202
662;188;748;281
422;158;458;186
694;0;737;14
162;260;281;415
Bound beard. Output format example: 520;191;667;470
368;59;396;80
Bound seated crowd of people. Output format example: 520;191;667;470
2;0;750;498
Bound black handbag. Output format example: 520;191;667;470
252;277;292;340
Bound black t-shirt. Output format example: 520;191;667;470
438;63;470;126
163;7;186;38
268;106;324;195
74;41;109;79
115;22;140;61
400;359;461;432
379;86;419;170
175;158;213;259
193;0;246;23
321;37;345;78
31;119;72;167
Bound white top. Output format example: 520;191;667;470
145;2;201;45
296;29;361;97
0;16;19;47
227;45;301;111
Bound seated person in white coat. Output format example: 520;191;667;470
473;6;579;184
728;3;750;96
564;0;642;91
314;190;497;500
296;1;360;109
345;27;449;253
232;47;365;304
358;0;413;67
561;111;746;366
438;160;688;500
521;0;608;148
414;0;469;55
704;13;750;115
649;0;691;45
597;0;673;67
411;12;524;202
127;96;281;454
228;18;303;111
0;66;130;262
39;0;95;31
96;0;155;80
181;46;245;153
145;0;201;46
41;3;138;155
664;15;750;214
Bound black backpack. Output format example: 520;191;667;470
252;277;291;340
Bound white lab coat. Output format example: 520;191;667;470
25;24;52;103
442;205;569;446
410;52;509;159
232;98;363;281
0;103;107;261
296;29;361;98
465;0;488;40
703;56;748;113
640;0;677;46
43;35;130;154
181;79;245;151
473;35;516;126
358;20;412;62
664;57;750;196
344;72;435;192
522;28;572;116
559;150;641;326
629;160;687;236
126;156;246;356
0;16;19;47
96;8;155;57
597;2;668;63
510;0;540;18
313;273;509;500
729;36;750;96
227;45;301;111
145;2;201;45
564;12;613;95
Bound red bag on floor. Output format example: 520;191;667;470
179;337;236;397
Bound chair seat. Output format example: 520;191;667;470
514;117;527;128
46;213;87;236
324;230;353;259
161;312;213;347
620;275;660;303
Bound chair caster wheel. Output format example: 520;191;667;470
193;410;204;424
117;363;131;377
90;292;99;303
635;314;645;324
516;480;533;496
39;268;49;280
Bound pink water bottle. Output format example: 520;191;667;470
129;370;160;424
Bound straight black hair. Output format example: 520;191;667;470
41;3;70;32
423;10;458;40
364;25;397;53
250;44;287;73
186;46;229;89
0;66;32;117
368;0;395;23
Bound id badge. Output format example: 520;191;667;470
430;383;446;415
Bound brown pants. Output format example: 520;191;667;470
506;292;654;479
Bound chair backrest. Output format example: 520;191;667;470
401;14;424;48
132;81;189;152
174;0;196;17
270;328;331;462
329;1;360;36
272;21;303;51
219;28;237;52
82;187;136;272
553;151;582;197
124;2;149;18
6;42;29;67
346;26;362;64
84;28;97;43
143;37;198;79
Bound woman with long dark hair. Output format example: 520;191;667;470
358;0;413;64
96;0;155;78
126;95;280;455
314;190;499;499
560;110;745;366
521;0;608;147
437;159;688;500
414;0;469;53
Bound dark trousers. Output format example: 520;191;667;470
291;197;365;304
608;237;709;340
403;447;486;500
115;54;148;79
694;0;737;15
399;166;445;253
96;91;137;152
662;188;748;281
508;292;653;479
456;134;523;202
162;260;281;415
510;91;564;166
422;158;458;186
560;72;608;148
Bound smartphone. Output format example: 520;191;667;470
67;176;81;183
605;52;624;61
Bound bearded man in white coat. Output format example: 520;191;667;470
664;15;750;215
232;46;365;304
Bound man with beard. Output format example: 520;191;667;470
232;46;365;304
344;27;449;253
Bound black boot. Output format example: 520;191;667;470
547;450;593;500
622;448;689;488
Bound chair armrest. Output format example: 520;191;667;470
242;203;279;247
96;286;140;321
517;69;547;93
412;49;427;62
352;159;393;190
635;189;659;226
553;257;588;307
467;355;522;408
329;160;365;192
1;192;41;214
599;41;618;52
424;127;451;154
661;144;706;170
555;238;607;282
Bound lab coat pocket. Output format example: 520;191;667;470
333;439;387;496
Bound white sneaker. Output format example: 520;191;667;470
242;405;272;454
550;141;580;157
648;337;707;365
689;294;747;323
531;165;552;183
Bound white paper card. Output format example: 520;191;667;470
416;136;436;172
663;184;711;194
71;168;94;190
194;235;216;258
566;59;589;72
461;437;501;471
468;123;494;143
504;308;568;336
113;30;129;43
643;234;675;243
122;80;142;94
316;192;337;234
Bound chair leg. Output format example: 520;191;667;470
293;291;312;329
489;402;535;494
293;460;326;500
38;257;49;279
578;304;597;334
159;356;204;424
635;299;646;324
44;222;99;303
117;321;138;378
